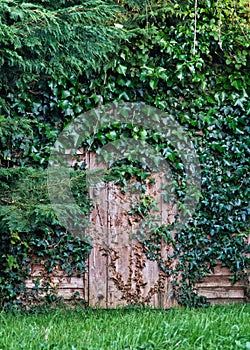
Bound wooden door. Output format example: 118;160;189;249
83;151;178;308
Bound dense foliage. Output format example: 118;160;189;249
0;0;249;308
0;0;128;309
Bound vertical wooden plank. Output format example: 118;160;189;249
160;240;178;309
159;172;178;227
86;152;109;307
107;182;136;307
145;172;177;308
144;173;163;308
159;172;178;308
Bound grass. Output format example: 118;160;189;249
0;304;250;349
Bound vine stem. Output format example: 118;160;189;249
193;0;198;55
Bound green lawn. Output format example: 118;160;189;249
0;304;250;349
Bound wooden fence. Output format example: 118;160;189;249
26;150;249;307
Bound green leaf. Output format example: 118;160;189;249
61;90;71;98
117;64;127;75
149;79;158;90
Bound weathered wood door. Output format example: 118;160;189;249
82;151;178;308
